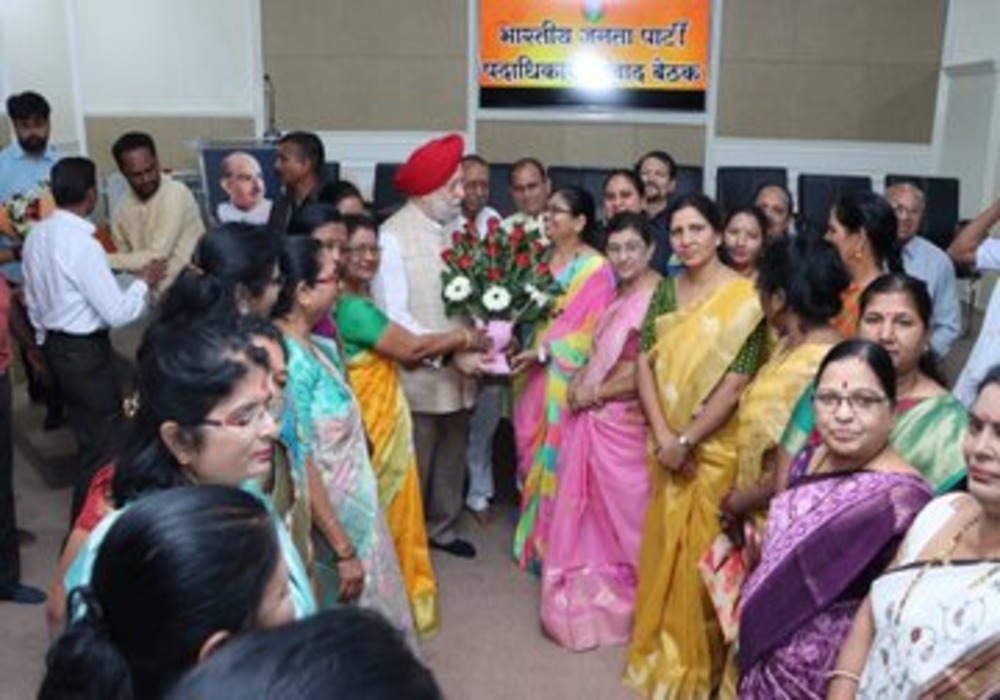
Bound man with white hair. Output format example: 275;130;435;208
217;151;272;225
886;181;960;358
373;134;484;559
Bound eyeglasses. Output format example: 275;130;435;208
345;244;382;256
545;205;572;216
201;401;274;431
891;204;923;218
606;241;647;256
812;390;889;414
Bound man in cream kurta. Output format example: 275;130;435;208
373;134;483;558
107;131;204;292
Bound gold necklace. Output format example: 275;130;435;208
892;515;980;626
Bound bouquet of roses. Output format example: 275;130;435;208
440;215;561;373
0;185;53;241
440;216;561;324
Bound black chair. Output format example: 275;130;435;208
321;162;340;185
372;162;403;217
885;174;960;251
715;167;788;213
670;165;704;203
487;162;516;217
547;166;582;194
797;174;873;238
579;167;615;207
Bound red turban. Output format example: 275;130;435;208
394;134;464;197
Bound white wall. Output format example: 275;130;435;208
75;0;259;117
0;0;260;153
0;0;81;150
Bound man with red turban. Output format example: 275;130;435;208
373;134;484;559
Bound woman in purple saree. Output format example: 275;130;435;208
738;340;932;699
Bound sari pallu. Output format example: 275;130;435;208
738;460;932;699
284;336;416;646
513;252;616;572
539;280;656;651
624;276;763;699
344;342;439;639
735;341;835;511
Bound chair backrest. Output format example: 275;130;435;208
671;165;705;203
716;166;788;214
579;167;615;209
321;162;340;185
797;173;873;238
372;162;403;217
487;162;515;217
547;166;582;194
885;174;960;251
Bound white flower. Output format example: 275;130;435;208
444;276;473;303
524;283;549;307
481;285;512;313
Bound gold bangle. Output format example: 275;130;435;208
825;669;861;684
461;328;472;350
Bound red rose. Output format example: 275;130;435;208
458;255;474;270
487;244;500;258
452;231;464;245
516;253;530;268
487;267;502;282
510;228;525;246
537;262;551;276
487;216;501;234
441;249;454;264
532;241;545;254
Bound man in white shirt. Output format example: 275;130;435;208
452;155;504;522
507;157;550;229
23;157;164;521
108;131;204;292
373;135;484;558
949;196;1000;406
755;183;797;240
887;182;961;358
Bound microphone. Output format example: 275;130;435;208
263;74;280;142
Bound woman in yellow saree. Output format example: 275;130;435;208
335;214;488;638
625;194;765;698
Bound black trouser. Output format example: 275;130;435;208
0;372;18;588
42;330;121;524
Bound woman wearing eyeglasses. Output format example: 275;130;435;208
273;236;415;646
778;273;968;494
334;213;487;639
830;365;1000;699
538;211;660;651
53;320;317;630
738;340;932;698
511;186;616;574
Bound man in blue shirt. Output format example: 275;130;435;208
886;182;961;358
0;91;59;283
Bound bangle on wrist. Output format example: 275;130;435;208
537;343;548;364
825;669;861;684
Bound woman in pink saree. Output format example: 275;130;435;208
540;212;660;651
511;187;617;573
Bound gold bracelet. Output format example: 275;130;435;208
461;328;472;350
825;669;861;684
